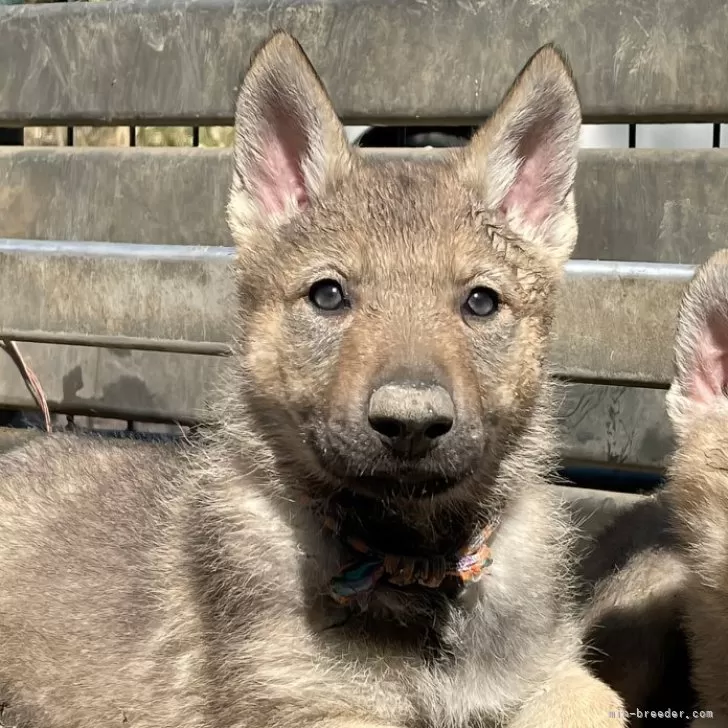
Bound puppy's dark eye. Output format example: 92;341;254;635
308;279;347;311
463;287;499;317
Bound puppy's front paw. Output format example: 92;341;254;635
509;664;626;728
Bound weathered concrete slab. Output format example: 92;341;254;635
1;0;726;124
553;261;689;388
558;384;673;472
3;147;727;264
0;341;225;423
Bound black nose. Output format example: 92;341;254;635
367;382;455;457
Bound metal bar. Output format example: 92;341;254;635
0;240;695;386
0;331;231;356
1;0;728;125
565;259;694;281
0;239;235;261
0;240;234;355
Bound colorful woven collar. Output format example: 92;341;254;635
306;496;497;609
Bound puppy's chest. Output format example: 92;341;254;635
318;589;528;727
416;659;525;728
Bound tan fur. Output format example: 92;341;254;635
0;33;623;727
576;492;694;726
664;249;728;725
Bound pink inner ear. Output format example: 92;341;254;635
501;148;556;225
252;108;311;217
689;314;728;404
254;137;309;216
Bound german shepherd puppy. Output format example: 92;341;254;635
0;33;624;728
664;248;728;727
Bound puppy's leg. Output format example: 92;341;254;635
508;662;626;728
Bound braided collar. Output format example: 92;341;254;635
305;495;497;609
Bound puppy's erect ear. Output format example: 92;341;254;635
459;44;581;265
227;31;351;237
667;249;728;430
